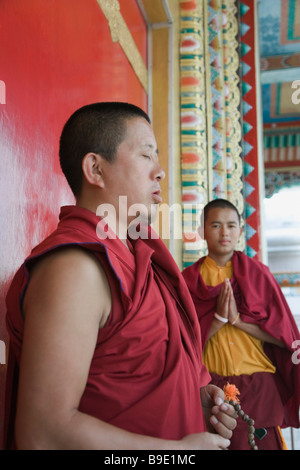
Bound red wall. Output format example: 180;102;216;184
0;0;147;448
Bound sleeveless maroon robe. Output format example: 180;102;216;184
4;205;210;448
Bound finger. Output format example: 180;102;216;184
211;402;232;414
217;437;231;450
209;414;234;440
211;405;237;431
219;402;237;418
217;283;230;308
209;432;231;450
222;283;230;301
207;384;225;406
220;282;227;295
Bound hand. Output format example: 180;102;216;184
201;384;237;440
215;280;230;321
179;432;230;450
227;281;239;325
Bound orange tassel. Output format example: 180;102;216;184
223;382;240;403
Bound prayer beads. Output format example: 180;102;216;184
227;400;258;450
223;382;258;450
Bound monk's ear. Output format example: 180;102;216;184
82;153;104;188
197;225;204;240
197;210;205;240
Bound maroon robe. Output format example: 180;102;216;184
182;252;300;431
4;205;210;448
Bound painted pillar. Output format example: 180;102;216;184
180;0;263;267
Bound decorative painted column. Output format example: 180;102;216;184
180;0;262;267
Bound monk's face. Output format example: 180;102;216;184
204;207;242;258
99;117;165;227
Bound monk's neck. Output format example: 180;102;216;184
207;252;233;267
76;199;132;251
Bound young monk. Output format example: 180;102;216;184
4;103;236;450
182;198;300;450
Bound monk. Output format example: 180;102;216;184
4;103;236;450
182;199;300;450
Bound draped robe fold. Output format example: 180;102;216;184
4;205;210;448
